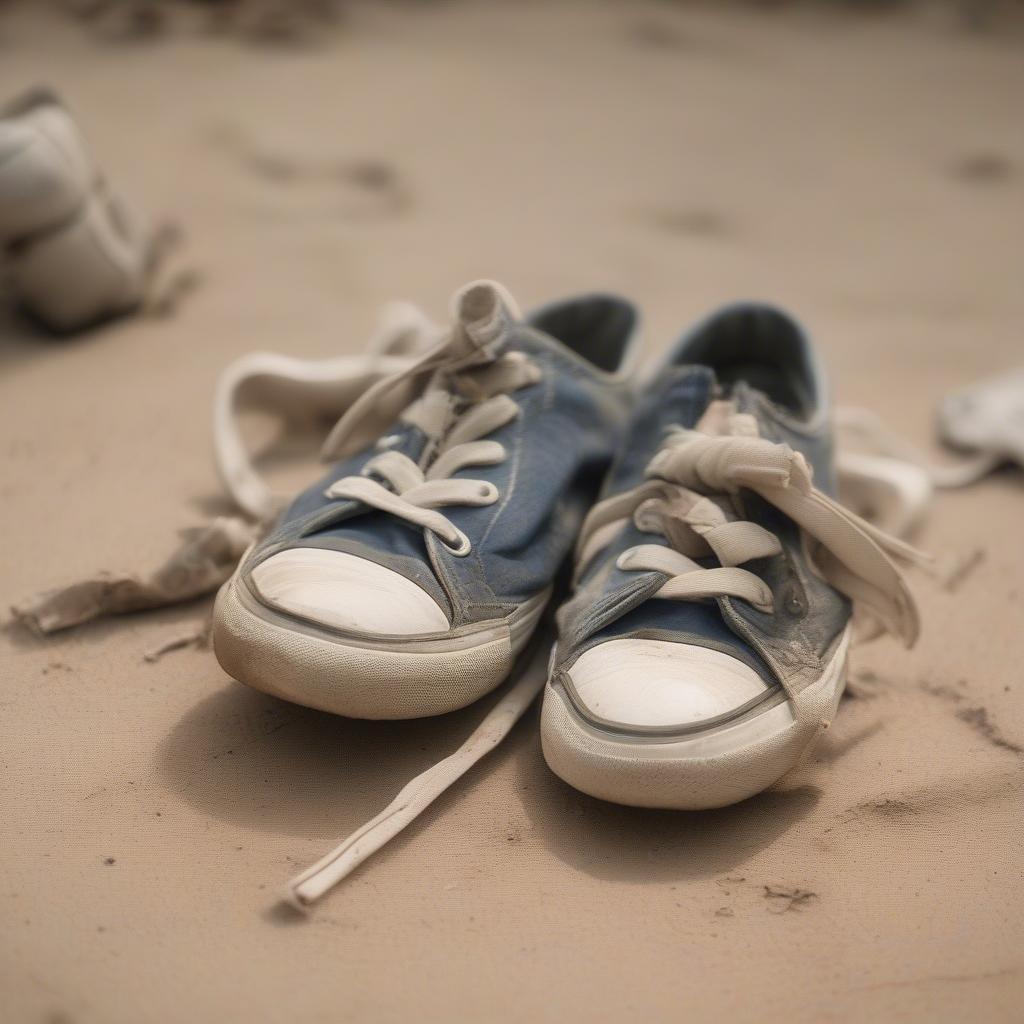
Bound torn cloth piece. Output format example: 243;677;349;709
9;303;439;640
11;516;260;635
838;368;1024;499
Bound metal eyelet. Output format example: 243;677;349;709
441;531;472;557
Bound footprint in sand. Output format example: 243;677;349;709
208;124;412;221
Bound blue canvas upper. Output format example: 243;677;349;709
241;285;639;630
555;303;851;695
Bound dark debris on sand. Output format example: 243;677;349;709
918;678;1021;755
763;885;818;913
952;152;1016;185
955;706;1023;755
643;206;733;239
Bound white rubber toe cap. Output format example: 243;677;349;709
250;548;450;637
566;638;770;730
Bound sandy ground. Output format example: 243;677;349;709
1;2;1023;1021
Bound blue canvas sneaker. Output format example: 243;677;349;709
542;304;922;809
213;280;638;719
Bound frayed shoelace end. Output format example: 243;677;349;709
280;883;315;915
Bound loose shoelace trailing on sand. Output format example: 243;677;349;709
286;643;546;907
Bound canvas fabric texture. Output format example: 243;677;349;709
2;4;1022;1022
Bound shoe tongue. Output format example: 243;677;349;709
449;280;522;354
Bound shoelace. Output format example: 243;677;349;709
314;282;540;555
321;350;540;555
213;301;442;522
286;635;548;908
280;282;555;908
576;401;925;646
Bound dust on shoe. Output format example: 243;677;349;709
212;279;639;721
543;304;925;810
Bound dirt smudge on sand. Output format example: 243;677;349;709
763;886;818;913
919;678;968;703
210;125;412;217
955;706;1023;755
62;0;345;47
855;797;918;818
951;152;1016;185
626;19;695;52
643;206;733;238
918;677;1021;755
840;770;1024;831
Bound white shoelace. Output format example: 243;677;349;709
281;281;557;908
321;349;540;555
286;636;548;908
576;401;925;646
213;301;442;521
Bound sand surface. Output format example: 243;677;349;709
1;2;1022;1021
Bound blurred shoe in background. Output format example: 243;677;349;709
0;87;153;333
938;366;1024;481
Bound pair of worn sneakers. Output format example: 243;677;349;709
212;281;920;857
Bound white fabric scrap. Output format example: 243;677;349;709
938;365;1024;474
10;516;259;636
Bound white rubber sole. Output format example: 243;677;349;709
541;627;851;810
212;571;549;720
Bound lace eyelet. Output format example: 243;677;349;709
441;531;472;557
